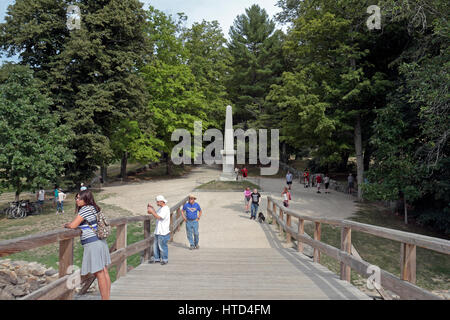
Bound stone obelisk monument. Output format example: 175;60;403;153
220;105;237;181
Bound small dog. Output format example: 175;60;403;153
257;212;265;223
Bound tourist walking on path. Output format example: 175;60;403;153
56;188;66;214
148;195;171;264
286;171;293;190
324;174;330;194
241;167;248;179
80;183;87;191
244;187;252;213
348;173;354;195
282;187;291;207
64;190;111;300
181;195;202;250
303;169;310;188
316;175;322;194
250;189;261;220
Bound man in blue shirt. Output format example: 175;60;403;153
182;194;202;250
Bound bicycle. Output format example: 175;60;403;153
7;201;26;219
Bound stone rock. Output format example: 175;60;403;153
0;270;18;285
31;267;46;277
4;284;27;297
0;288;14;300
45;269;58;277
0;278;9;289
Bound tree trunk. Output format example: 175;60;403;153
101;166;108;183
120;151;128;180
404;197;408;224
282;142;287;164
354;113;364;201
165;153;172;175
364;143;372;172
338;151;350;172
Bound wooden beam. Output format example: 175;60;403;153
20;274;72;300
343;220;450;255
297;219;304;253
286;214;292;244
313;222;321;263
400;243;417;284
0;229;81;257
143;219;152;262
340;227;351;282
116;224;127;279
58;238;74;300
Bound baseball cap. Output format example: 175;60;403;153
155;195;168;203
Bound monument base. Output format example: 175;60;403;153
219;172;237;181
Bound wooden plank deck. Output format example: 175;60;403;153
110;246;370;300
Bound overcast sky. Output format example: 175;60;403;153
1;0;283;64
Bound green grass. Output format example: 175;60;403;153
0;192;152;284
195;180;261;191
299;203;450;292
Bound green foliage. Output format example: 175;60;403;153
0;63;73;197
141;7;211;159
111;120;163;164
227;4;285;126
183;20;232;128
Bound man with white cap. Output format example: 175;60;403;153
181;194;202;250
147;195;170;265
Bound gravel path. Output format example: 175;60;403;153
99;166;358;249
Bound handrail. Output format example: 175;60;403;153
0;195;190;300
266;196;450;300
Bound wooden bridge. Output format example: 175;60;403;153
0;195;449;300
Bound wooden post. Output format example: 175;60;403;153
116;224;127;279
286;214;292;244
340;227;352;282
400;243;416;284
176;207;181;232
169;211;174;242
297;219;304;253
143;219;151;262
313;222;321;263
58;238;74;300
279;207;283;233
273;203;278;228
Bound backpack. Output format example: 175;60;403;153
85;210;111;240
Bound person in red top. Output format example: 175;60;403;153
316;174;322;193
241;167;248;178
303;169;310;188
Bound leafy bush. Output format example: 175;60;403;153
416;208;450;236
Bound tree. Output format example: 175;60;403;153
0;64;73;200
1;0;151;183
275;0;406;200
142;7;210;174
110;120;163;179
182;20;232;129
51;0;149;182
227;4;285;127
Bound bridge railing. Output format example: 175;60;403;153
266;196;450;300
0;195;189;300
